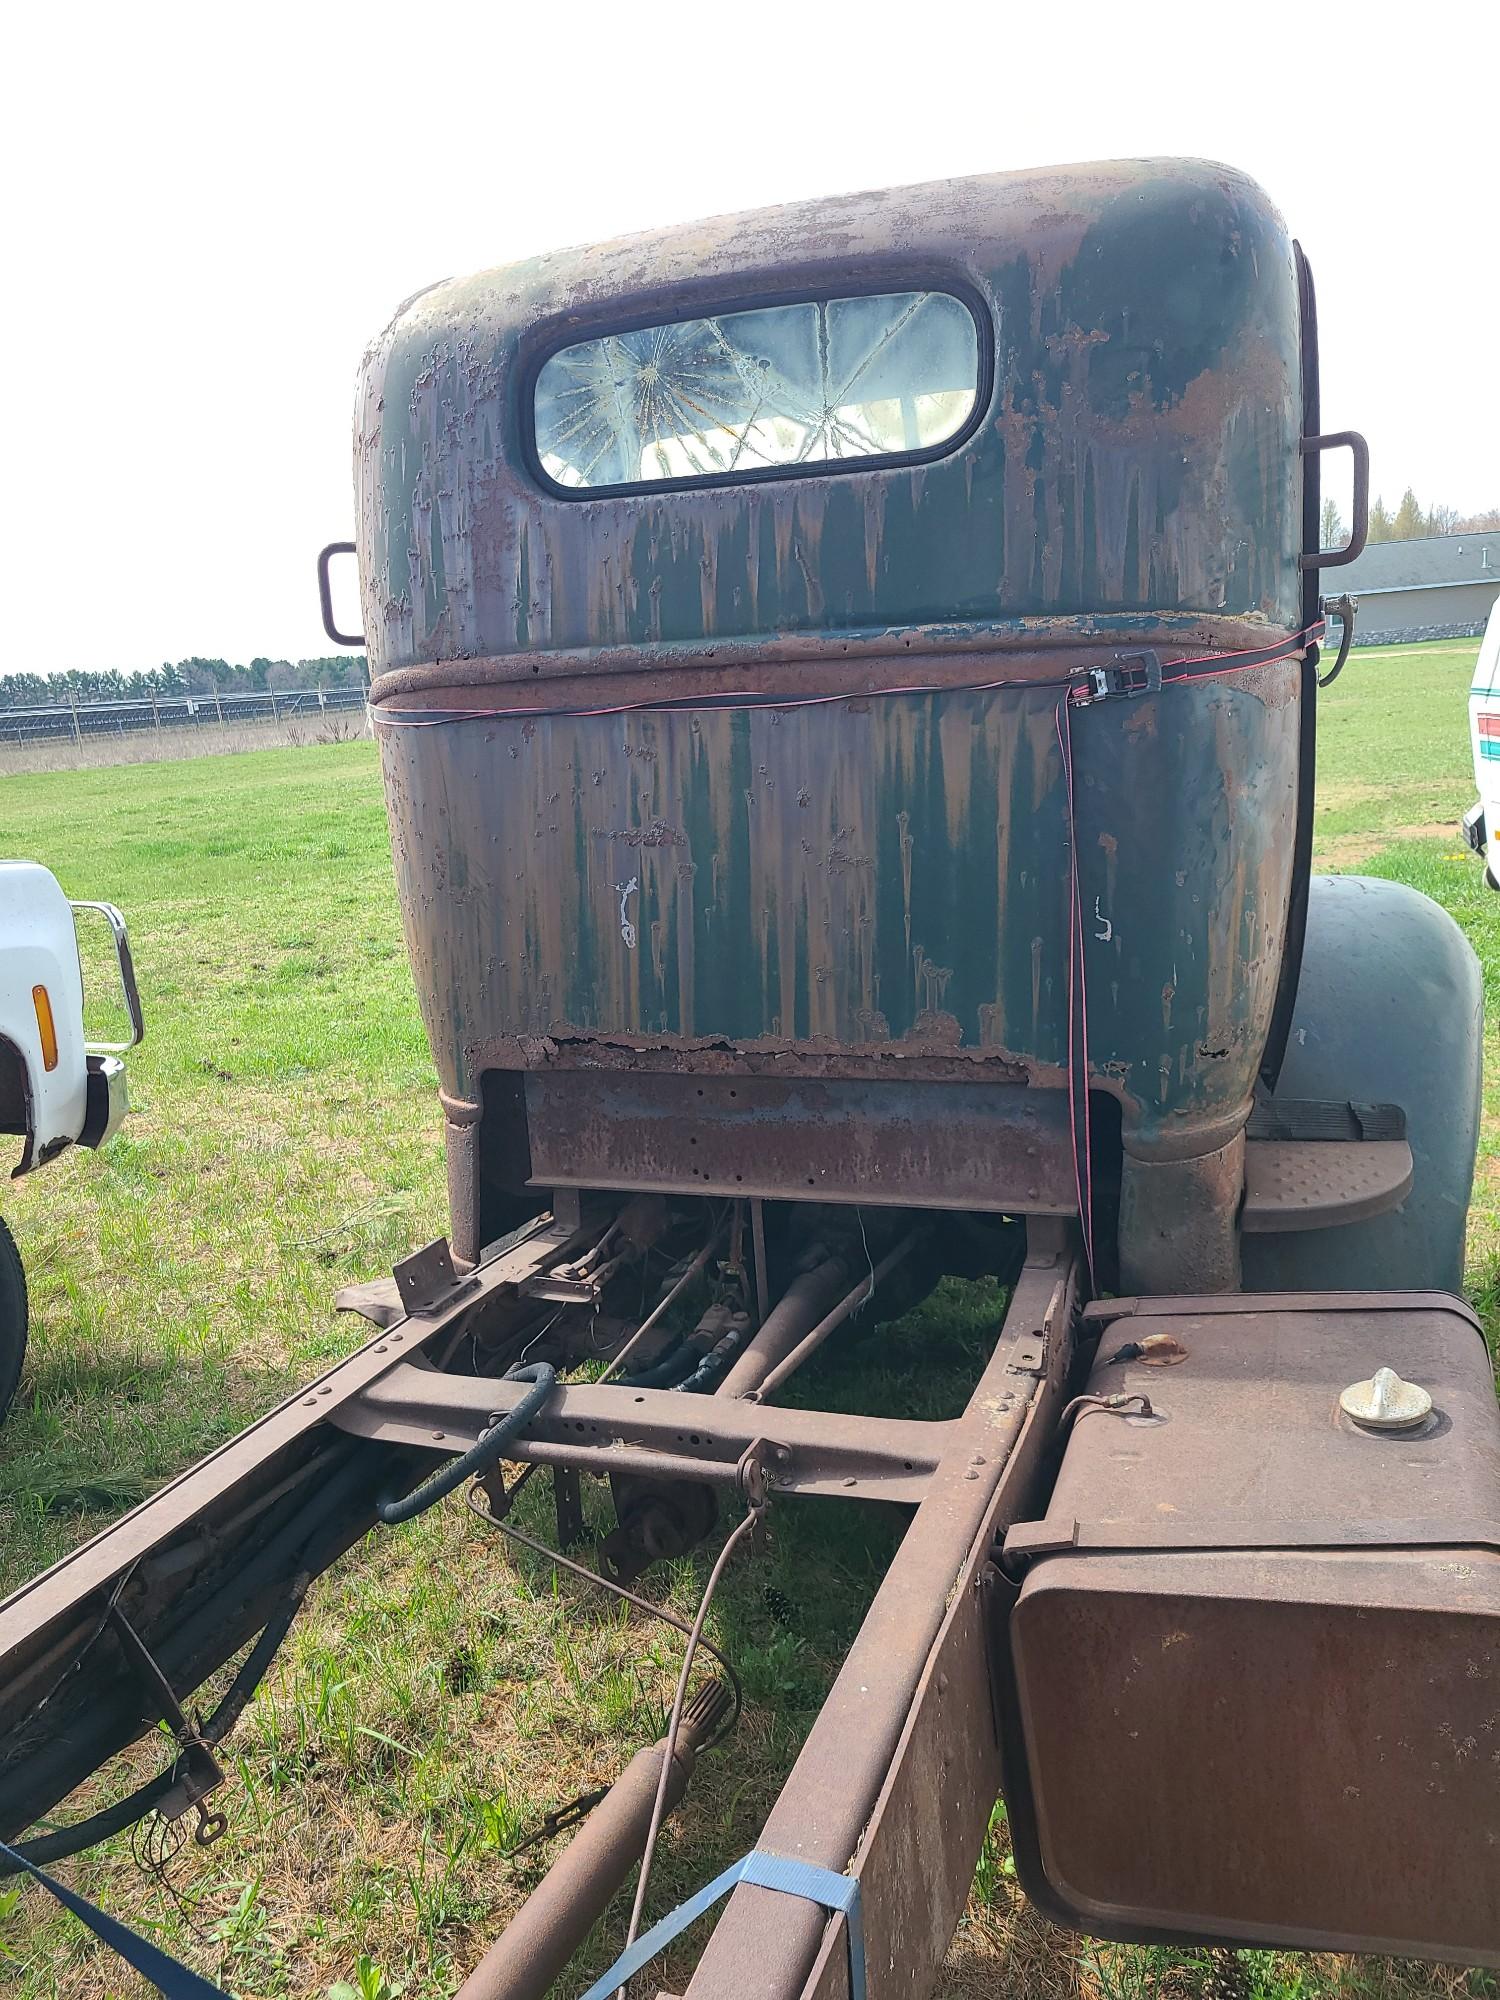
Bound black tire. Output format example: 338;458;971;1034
0;1215;28;1423
1243;875;1481;1296
1486;865;1500;893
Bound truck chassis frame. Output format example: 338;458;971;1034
0;1207;1080;2000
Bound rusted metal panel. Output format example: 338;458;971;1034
1117;1131;1246;1293
380;664;1300;1160
798;1569;1006;2000
1002;1295;1500;1964
355;161;1302;674
523;1071;1076;1211
326;1362;947;1505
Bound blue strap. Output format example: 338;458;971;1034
579;1848;864;2000
0;1839;225;1997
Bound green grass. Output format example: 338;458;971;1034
1313;637;1483;857
0;657;1496;2000
1312;637;1500;1260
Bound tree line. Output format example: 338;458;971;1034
1321;490;1500;550
0;655;369;712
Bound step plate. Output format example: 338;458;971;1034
1242;1138;1412;1232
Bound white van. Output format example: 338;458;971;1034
1463;600;1500;887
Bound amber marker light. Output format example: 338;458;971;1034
32;985;59;1071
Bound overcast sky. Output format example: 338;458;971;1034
6;1;1496;677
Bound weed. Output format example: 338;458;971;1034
328;1954;407;2000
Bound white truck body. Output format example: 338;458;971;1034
0;859;141;1416
0;861;141;1173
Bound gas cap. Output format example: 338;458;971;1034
1339;1365;1433;1431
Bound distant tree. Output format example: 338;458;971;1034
0;652;373;711
177;657;230;694
1425;502;1461;537
1392;487;1427;540
1320;496;1346;550
294;654;368;689
1362;494;1489;542
0;672;51;709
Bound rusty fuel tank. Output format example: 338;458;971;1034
356;159;1312;1284
1002;1293;1500;1965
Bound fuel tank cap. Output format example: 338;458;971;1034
1339;1365;1433;1431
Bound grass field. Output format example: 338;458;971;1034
0;637;1496;2000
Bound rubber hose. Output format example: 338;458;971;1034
376;1363;556;1526
618;1342;699;1390
0;1569;316;1876
675;1333;745;1394
2;1446;378;1832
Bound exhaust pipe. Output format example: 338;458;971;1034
454;1680;733;2000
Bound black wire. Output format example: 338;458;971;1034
2;1767;184;1876
132;1812;214;1947
16;1562;139;1733
6;1444;380;1827
463;1484;743;1751
0;1573;314;1878
0;1262;716;1873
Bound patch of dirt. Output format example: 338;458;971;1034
1313;821;1463;868
1315;780;1388;811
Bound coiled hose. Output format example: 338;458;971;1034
375;1362;557;1526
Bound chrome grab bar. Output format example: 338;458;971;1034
69;900;145;1052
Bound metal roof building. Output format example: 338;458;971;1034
1338;531;1500;644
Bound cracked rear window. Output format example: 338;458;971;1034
533;289;981;492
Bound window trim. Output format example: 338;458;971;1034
523;274;994;502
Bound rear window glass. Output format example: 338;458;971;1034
533;288;981;492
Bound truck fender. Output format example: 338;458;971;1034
0;863;89;1173
1242;873;1481;1295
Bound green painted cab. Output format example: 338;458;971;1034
357;158;1322;1286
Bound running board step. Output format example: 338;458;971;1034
1242;1138;1412;1232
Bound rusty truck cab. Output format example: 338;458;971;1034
355;158;1430;1300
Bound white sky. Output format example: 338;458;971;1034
5;0;1497;677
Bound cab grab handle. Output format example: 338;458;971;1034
1300;432;1369;571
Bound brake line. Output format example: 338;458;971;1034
614;1503;762;1996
